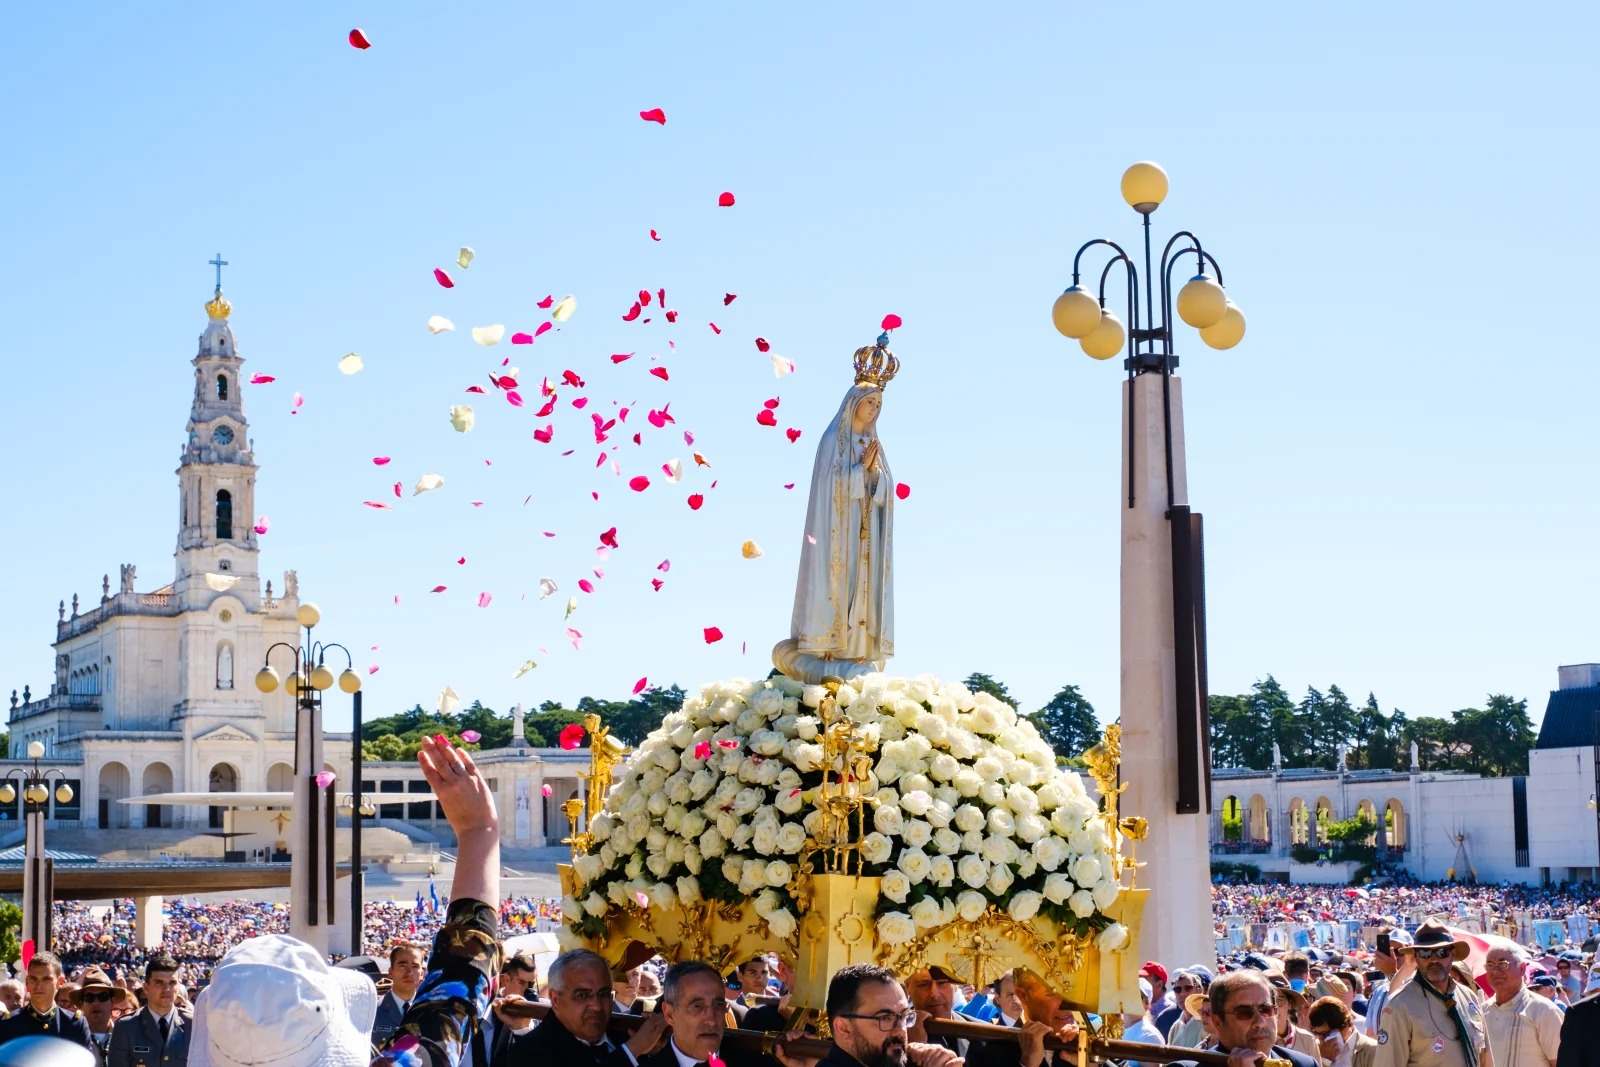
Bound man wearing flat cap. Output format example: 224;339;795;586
1374;921;1488;1067
904;966;985;1057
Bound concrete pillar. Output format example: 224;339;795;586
329;875;353;955
134;895;164;949
1119;371;1214;969
289;695;330;954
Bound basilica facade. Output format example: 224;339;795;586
6;286;586;845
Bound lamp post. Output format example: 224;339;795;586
253;602;361;953
1051;161;1244;968
0;741;75;952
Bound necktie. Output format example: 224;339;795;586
401;1001;410;1015
159;1017;170;1042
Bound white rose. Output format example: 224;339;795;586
933;827;962;856
1009;890;1043;922
1093;879;1121;910
876;911;917;946
647;882;678;911
751;687;785;715
875;759;903;785
647;827;668;853
910;897;944;928
625;853;644;881
1009;761;1038;787
562;893;584;918
626;812;650;842
928;753;960;781
731;824;754;851
1032;836;1066;871
900;772;931;795
878;717;906;743
881;869;911;903
987;808;1016;836
681;811;708;839
1014;812;1047;844
767;908;798;939
1016;854;1038;879
1043;873;1074;904
978;781;1006;807
861;832;893;865
607;881;632;906
716;811;740;839
961;828;986;854
722;856;744;884
929;854;956;887
980;834;1012;866
897;846;933;884
1097;922;1130;952
974;755;1004;782
754;889;781;917
986;862;1015;895
953;769;983;797
776;787;805;815
1035;782;1067;810
557;924;581;950
684;844;703;874
700;827;727;858
907;676;936;703
590;813;616;839
900;790;933;816
738;863;767;895
1069;889;1096;918
802;685;826;708
752;822;780;855
584;891;607;917
1006;783;1041;814
665;836;687;865
1064;825;1092;853
690;769;718;800
946;728;980;761
677;875;702;904
792;743;824;772
902;819;933;849
925;800;953;828
836;683;859;707
956;890;988;923
574;854;604;884
957;854;990;888
777;822;807;854
954;804;986;833
646;852;672;878
1072;854;1103;886
796;715;820;740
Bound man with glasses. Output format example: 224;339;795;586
637;961;732;1067
1159;971;1208;1041
1373;921;1487;1067
1482;945;1561;1067
1308;996;1377;1067
1176;970;1316;1067
68;968;138;1067
770;962;962;1067
519;948;667;1066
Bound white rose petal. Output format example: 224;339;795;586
897;846;933;884
957;854;990;888
1072;854;1103;887
1043;873;1074;904
956;890;989;923
1097;922;1130;952
881;869;911;903
910;897;943;929
1069;889;1096;918
861;832;893;865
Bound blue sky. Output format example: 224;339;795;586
2;4;1596;739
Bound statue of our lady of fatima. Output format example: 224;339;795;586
772;333;898;685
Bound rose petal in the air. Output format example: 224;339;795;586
472;324;505;346
629;475;650;492
427;315;455;334
807;534;817;544
373;457;391;466
315;771;337;789
559;723;586;749
579;579;594;594
507;391;524;407
250;373;276;384
516;660;539;680
369;664;380;675
723;294;737;306
741;540;764;559
650;367;669;381
882;313;903;330
611;353;633;364
651;578;664;591
434;268;454;288
708;322;721;335
551;295;577;322
541;782;553;795
664;309;678;323
687;493;704;510
464;385;486;394
718;192;735;207
537;295;554;309
364;501;393;510
348;28;371;48
684;431;695;446
622;302;641;322
639;107;666;124
460;730;481;744
430;585;447;593
539;578;558;600
704;626;724;643
337;353;364;375
392;483;402;497
756;409;777;427
254;515;270;535
534;322;553;340
511;332;534;345
477;591;493;608
450;405;475;432
650;229;660;241
414;473;444;496
662;458;683;483
291;392;304;411
771;354;794;377
693;452;710;467
599;527;619;548
784;483;795;489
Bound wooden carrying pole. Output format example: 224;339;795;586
494;1000;1240;1067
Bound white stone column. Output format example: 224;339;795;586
289;694;329;953
134;895;164;949
1119;371;1214;969
329;874;353;955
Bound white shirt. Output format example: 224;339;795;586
151;1007;180;1036
575;1033;638;1066
668;1039;708;1067
1484;987;1563;1067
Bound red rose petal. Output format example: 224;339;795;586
579;579;595;593
537;295;554;309
639;289;652;307
757;409;777;427
703;626;724;643
651;578;664;591
665;309;678;323
465;385;486;394
563;370;585;387
534;398;556;417
559;723;586;750
896;482;911;499
639;107;666;124
511;332;534;344
363;501;393;510
717;192;735;207
786;428;801;443
373;457;391;465
393;482;402;497
650;367;669;381
882;313;903;330
632;676;649;694
708;322;721;334
572;397;589;408
506;391;523;407
687;493;704;510
600;527;619;548
535;321;553;338
433;268;454;288
250;373;276;384
755;338;770;352
430;585;447;593
629;475;650;492
764;398;780;409
784;483;795;489
650;229;660;241
348;28;371;48
611;352;633;364
622;302;642;322
723;293;737;306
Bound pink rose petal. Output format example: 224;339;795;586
512;332;534;344
477;591;493;607
434;268;455;288
632;677;648;695
373;456;391;465
314;771;336;789
461;730;481;743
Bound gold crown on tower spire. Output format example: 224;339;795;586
205;291;232;320
852;334;899;389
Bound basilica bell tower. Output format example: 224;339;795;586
173;271;260;611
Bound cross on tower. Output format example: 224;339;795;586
209;252;229;295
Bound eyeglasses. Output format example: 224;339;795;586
1223;1004;1275;1022
837;1010;919;1032
79;991;114;1004
1483;960;1518;971
1413;947;1454;961
1311;1029;1334;1040
1174;983;1201;993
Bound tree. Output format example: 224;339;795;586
0;900;17;964
1452;695;1534;777
1321;685;1358;767
1208;694;1250;768
962;673;1019;709
1029;684;1100;761
1252;676;1305;768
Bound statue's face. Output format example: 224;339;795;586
853;391;882;433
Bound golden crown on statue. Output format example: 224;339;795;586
852;339;899;389
205;293;233;319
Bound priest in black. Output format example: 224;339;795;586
514;949;666;1067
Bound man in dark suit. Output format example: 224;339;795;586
1557;988;1599;1067
638;961;732;1067
965;967;1081;1067
481;952;539;1067
1170;971;1317;1067
904;966;986;1058
0;950;93;1050
372;943;426;1049
514;948;666;1067
762;963;961;1067
108;956;192;1067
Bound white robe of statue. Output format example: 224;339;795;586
773;382;894;682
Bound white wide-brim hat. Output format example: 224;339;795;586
190;935;378;1067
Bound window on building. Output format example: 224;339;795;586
216;489;233;539
379;779;404;819
408;779;432;821
217;373;228;400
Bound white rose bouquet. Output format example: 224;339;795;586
565;673;1123;947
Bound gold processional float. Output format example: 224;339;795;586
559;703;1149;1030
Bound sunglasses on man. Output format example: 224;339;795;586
1413;947;1455;961
78;991;115;1004
1221;1004;1275;1023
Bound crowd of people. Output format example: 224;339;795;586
0;738;1594;1067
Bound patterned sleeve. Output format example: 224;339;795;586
372;898;500;1067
